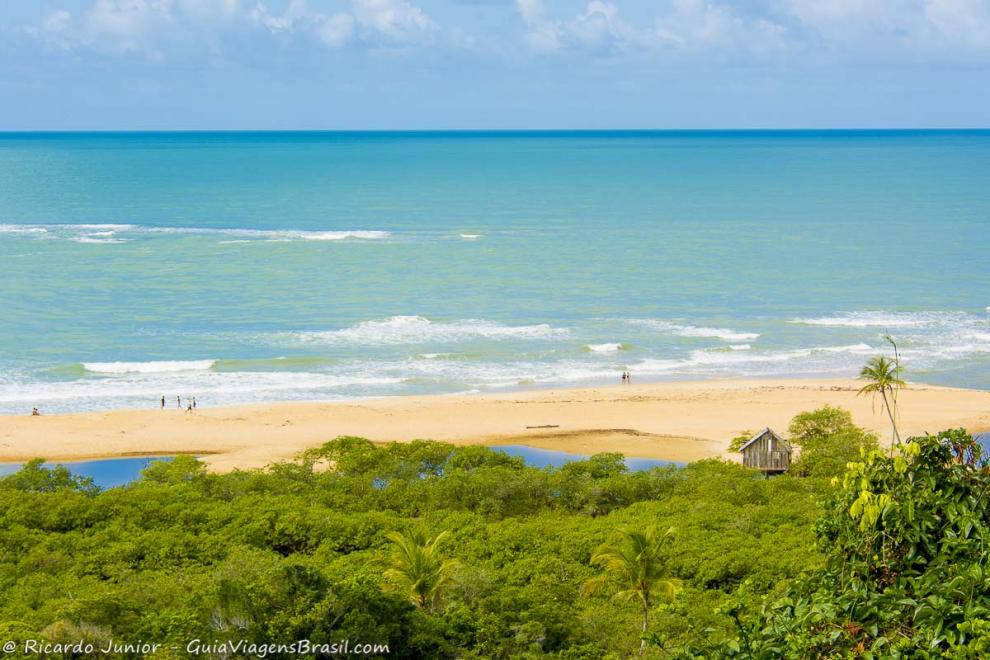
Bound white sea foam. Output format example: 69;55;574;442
285;316;569;345
74;224;136;230
625;319;760;341
72;237;130;244
0;368;406;413
631;343;877;377
790;311;969;328
787;310;990;365
83;360;217;374
586;343;625;353
0;224;48;234
0;223;391;243
147;227;391;241
460;233;482;240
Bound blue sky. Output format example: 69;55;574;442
1;0;989;129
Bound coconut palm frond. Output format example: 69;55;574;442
582;526;677;656
383;529;457;611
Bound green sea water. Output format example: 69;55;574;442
0;131;987;413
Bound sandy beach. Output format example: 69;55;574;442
2;377;989;471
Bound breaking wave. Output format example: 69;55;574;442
625;319;760;341
790;311;971;328
0;223;391;243
585;343;628;353
283;316;569;345
82;360;217;374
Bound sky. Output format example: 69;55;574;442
1;0;989;129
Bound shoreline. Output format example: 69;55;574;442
2;377;989;472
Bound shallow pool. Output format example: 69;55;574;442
491;445;681;470
0;456;174;489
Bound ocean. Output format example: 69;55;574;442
0;130;987;414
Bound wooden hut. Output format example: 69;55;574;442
739;427;791;475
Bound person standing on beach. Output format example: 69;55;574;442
161;395;165;409
192;397;197;409
177;395;182;409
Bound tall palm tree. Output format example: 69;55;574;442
858;354;906;446
383;529;457;612
582;527;681;656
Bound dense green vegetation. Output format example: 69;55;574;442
734;428;990;657
1;408;985;658
1;436;822;657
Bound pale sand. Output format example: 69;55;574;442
1;378;989;472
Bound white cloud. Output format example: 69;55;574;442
87;0;173;53
249;0;303;33
781;0;990;54
250;0;435;47
38;10;75;49
510;0;990;59
654;0;790;53
315;12;356;47
515;0;642;53
33;0;181;56
176;0;244;21
30;0;436;55
25;0;990;62
352;0;436;42
569;2;640;50
515;0;560;52
924;0;990;51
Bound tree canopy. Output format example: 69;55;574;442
2;413;985;657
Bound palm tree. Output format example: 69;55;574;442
582;527;681;656
858;354;906;446
383;529;457;612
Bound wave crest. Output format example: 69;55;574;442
0;223;391;243
790;311;971;328
625;319;760;341
285;316;569;345
585;343;627;353
82;360;217;374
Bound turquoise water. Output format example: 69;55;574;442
0;456;173;489
1;131;988;413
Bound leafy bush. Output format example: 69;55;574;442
729;429;990;657
787;406;880;478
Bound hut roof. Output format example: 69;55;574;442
737;427;785;453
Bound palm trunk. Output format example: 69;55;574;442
881;389;900;447
640;603;649;656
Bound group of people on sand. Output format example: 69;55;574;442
620;370;631;384
161;395;197;412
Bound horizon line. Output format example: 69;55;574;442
2;127;990;134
